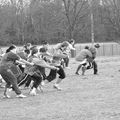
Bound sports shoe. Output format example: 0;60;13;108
94;73;98;75
37;86;43;92
53;84;62;91
3;94;10;98
75;72;79;75
41;81;45;86
16;94;27;98
8;88;13;92
30;88;37;96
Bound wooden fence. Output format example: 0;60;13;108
73;42;120;57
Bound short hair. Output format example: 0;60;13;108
24;49;30;54
31;47;38;56
39;47;47;53
26;43;32;47
6;44;16;53
30;45;37;50
69;39;75;44
84;46;89;49
61;41;69;47
94;43;100;48
41;41;48;45
24;43;32;49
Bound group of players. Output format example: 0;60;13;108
0;40;100;98
75;43;100;75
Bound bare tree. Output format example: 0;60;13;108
62;0;89;39
102;0;120;37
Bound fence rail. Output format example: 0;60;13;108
74;42;120;57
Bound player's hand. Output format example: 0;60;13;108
55;67;59;71
52;66;59;70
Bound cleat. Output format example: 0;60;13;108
16;94;27;98
37;86;43;92
3;95;10;99
41;81;45;86
53;84;62;91
75;72;79;75
30;88;37;96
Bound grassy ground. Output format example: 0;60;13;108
0;56;120;120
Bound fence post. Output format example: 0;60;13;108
111;44;113;56
103;43;105;56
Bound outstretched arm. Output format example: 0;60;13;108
16;58;34;66
33;58;57;70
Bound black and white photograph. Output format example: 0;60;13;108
0;0;120;120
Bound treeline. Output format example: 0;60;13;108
0;0;120;46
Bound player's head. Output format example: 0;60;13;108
94;43;100;48
84;46;89;49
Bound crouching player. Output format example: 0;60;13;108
0;45;34;98
88;43;100;75
24;46;57;95
75;46;93;75
41;45;68;90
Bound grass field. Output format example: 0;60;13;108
0;56;120;120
